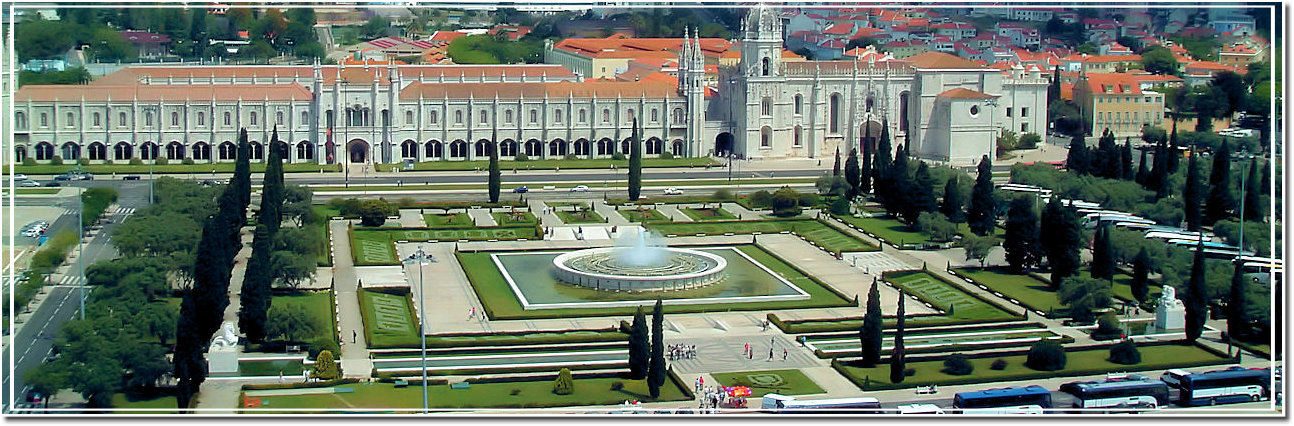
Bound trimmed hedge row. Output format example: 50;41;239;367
812;336;1075;359
423;328;625;349
242;378;361;391
376;359;627;377
799;320;1044;341
768;312;1021;335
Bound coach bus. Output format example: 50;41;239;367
1059;378;1170;411
760;394;882;413
1177;367;1270;406
952;386;1052;414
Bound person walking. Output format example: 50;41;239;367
352;330;357;343
768;348;774;361
782;349;788;361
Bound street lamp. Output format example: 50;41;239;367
403;246;437;414
77;189;85;320
984;98;1000;162
1235;146;1251;260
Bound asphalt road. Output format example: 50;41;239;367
3;180;149;411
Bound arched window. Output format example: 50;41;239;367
62;142;81;159
529;109;538;123
15;112;25;129
454;110;463;124
144;111;153;127
405;110;413;125
140;142;157;160
794;95;803;115
760;126;772;148
651;108;658;122
301;111;309;124
39;113;48;127
673;108;684;124
479;110;488;124
250;111;257;125
761;57;770;76
866;96;874;113
193;142;211;160
899;91;910;133
430;110;439;124
171;111;179;126
578;109;587;123
276;111;285;126
35;142;54;160
381;109;389;126
627;109;635;123
113;142;132;160
92;112;101;127
828;93;841;134
761;97;772;116
197;111;205;126
87;142;106;160
218;142;236;160
602;109;611;123
794;125;803;147
505;110;513;123
297;142;314;160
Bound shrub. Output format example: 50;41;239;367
1091;312;1123;340
659;152;674;159
916;211;958;242
1025;340;1067;371
1108;339;1142;365
797;192;821;207
515;153;529;161
155;157;168;165
748;190;773;208
182;158;195;165
77;157;90;166
903;368;915;377
552;368;574;395
713;189;734;201
1018;132;1042;149
22;157;37;166
103;159;113;165
990;359;1008;370
311;350;339;380
128;158;143;165
564;154;578;160
770;187;802;217
610;381;624;391
942;353;974;375
830;197;851;215
357;199;397;227
509;388;522;396
611;153;626;161
51;156;63;165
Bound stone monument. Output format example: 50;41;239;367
208;321;240;376
1154;285;1186;332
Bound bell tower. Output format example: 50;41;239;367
741;5;783;78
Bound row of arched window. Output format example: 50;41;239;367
14;140;315;163
14;110;307;130
393;138;684;159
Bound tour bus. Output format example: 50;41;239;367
1081;213;1156;229
1059;378;1171;411
1112;221;1156;231
897;404;946;414
997;184;1054;199
1177;367;1270;406
760;394;882;413
952;386;1052;414
1143;229;1210;242
1062;199;1103;210
1239;256;1283;273
1165;239;1254;258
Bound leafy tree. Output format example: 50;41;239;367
311;350;339;380
830;197;851;215
770;187;802;217
1066;134;1089;175
1025;340;1067;371
552;368;574;395
1183;151;1203;231
85;27;138;62
239;40;277;59
1091;224;1115;280
628;118;643;201
844;148;860;198
967;156;997;236
488;132;501;203
1211;71;1247;119
647;299;666;399
360;15;392;39
357;199;396;227
18;67;91;86
996;128;1019;155
1003;196;1041;273
265;303;318;343
941;175;966;223
1109;340;1142;365
1131;248;1152;304
916;212;957;242
627;306;649;379
1060;276;1112;323
15;19;78;61
1018;132;1041;150
188;8;207;47
1041;197;1082;286
1183;240;1208;343
1139;45;1179;75
860;282;883;367
962;234;996;267
1227;261;1249;339
1204;140;1235;225
889;290;907;384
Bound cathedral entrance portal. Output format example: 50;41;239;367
347;139;368;163
714;133;734;157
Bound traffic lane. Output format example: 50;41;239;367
310;184;803;202
2;284;81;409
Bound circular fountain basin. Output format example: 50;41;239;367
552;247;728;292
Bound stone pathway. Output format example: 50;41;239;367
529;200;563;228
466;208;498;227
593;202;632;226
329;220;373;379
668;334;817;374
841;251;910;276
395;209;426;227
195;229;254;411
656;204;694;222
719;202;762;220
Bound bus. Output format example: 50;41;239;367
998;184;1054;198
1144;229;1210;242
1062;199;1103;210
760;394;882;413
1166;240;1255;258
952;386;1052;414
1082;214;1155;229
1177;367;1270;406
1059;378;1170;411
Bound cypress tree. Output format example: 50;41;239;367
628;118;643;201
966;156;996;236
889;290;907;384
627;306;649;379
832;148;841;177
646;299;666;399
1042;197;1081;287
844;148;861;198
1097;129;1117;178
1243;157;1264;222
238;128;285;343
1184;239;1208;343
1091;224;1114;280
1166;119;1180;173
1135;147;1149;186
902;161;936;225
1204;140;1235;225
886;143;911;217
859;282;883;367
1131;247;1151;304
1260;159;1271;193
940;175;966;223
1227;261;1249;340
1183;151;1203;231
860;131;873;194
233;129;252;223
1121;138;1134;180
175;189;241;409
1066;133;1089;176
873;122;893;201
1148;140;1169;198
488;130;500;203
1047;66;1061;107
1003;196;1040;273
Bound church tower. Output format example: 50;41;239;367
741;6;783;78
734;5;790;157
680;28;706;156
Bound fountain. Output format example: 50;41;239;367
551;230;728;292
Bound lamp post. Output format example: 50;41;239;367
1235;146;1250;260
77;189;85;320
403;246;436;414
984;98;1000;162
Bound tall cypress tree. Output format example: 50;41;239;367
1243;157;1264;222
233;129;252;224
873;122;893;201
1135;147;1150;186
1166;119;1180;173
1204;139;1235;225
488;130;500;203
1183;151;1203;231
627;306;649;379
1260;159;1271;193
1096;129;1117;178
238;128;285;343
902;161;936;225
1004;196;1040;273
1227;261;1249;340
1184;239;1208;343
967;156;996;236
886;144;911;217
940;175;966;223
1066;133;1089;175
844;148;861;199
832;148;841;177
175;185;242;409
628;118;643;201
646;299;665;398
1131;247;1151;304
859;281;883;367
860;130;873;194
1091;224;1114;280
889;290;907;384
1121;138;1134;181
1042;197;1081;287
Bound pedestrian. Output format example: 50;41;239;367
782;349;788;361
278;370;284;383
768;348;774;361
352;330;357;343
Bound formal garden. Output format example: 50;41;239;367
710;369;825;397
644;219;877;255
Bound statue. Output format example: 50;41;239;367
1154;285;1185;332
207;321;241;375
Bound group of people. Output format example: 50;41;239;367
667;344;696;360
743;340;789;362
696;386;743;412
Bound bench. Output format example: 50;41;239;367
450;382;471;390
394;379;408;388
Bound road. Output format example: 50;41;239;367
2;180;149;410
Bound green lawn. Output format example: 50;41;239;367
9;188;62;195
246;377;690;410
457;245;852;320
240;359;306;376
835;344;1233;390
376;157;718;172
491;211;537;226
423;213;473;228
270;292;339;348
109;392;178;412
351;227;541;265
312;177;815;192
15;162;339;175
617;207;668;223
954;267;1064;314
681;207;737;221
358;289;421;348
711;369;825;397
1086;271;1162;304
554;209;605;224
425;330;625;348
886;271;1014;321
645;219;877;255
835;214;1002;247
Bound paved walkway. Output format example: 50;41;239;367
592;201;632;226
466;208;498;227
396;209;426;227
668;334;818;374
195;228;254;411
656;204;693;222
329;220;373;379
720;202;763;220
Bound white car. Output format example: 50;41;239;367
14;174;28;181
19;180;41;187
570;185;589;192
663;188;683;195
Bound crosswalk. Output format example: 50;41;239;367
115;207;135;217
56;275;86;286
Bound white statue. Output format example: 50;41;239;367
1155;285;1185;332
207;321;241;375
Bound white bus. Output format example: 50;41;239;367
998;184;1054;198
1081;214;1155;229
897;404;945;414
1144;229;1210;242
761;394;882;413
1177;367;1270;406
1059;378;1170;411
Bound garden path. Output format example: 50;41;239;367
329;220;373;379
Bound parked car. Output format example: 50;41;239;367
570;185;589;192
53;174;72;181
663;187;683;195
512;186;529;193
122;175;141;181
14;173;28;181
18;180;41;187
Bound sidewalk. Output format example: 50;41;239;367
329;220;373;379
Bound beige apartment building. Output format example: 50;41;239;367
1073;73;1167;138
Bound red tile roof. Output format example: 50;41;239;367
905;51;984;69
938;87;997;99
397;80;679;100
17;83;312;102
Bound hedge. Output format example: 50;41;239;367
768;312;1022;335
242;378;361;391
375;360;627;377
423;328;624;349
812;336;1075;359
882;269;1026;319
